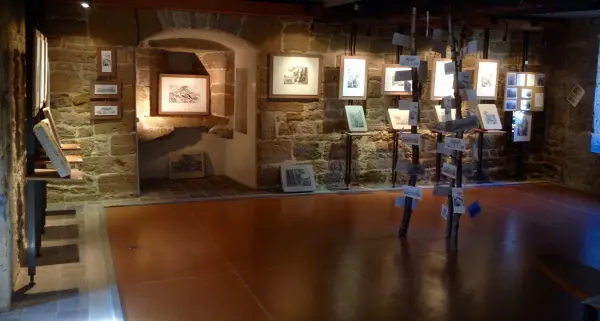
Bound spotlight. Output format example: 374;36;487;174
81;0;90;8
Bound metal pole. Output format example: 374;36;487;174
477;28;490;182
516;31;529;181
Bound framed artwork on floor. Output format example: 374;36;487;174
476;104;502;130
280;164;316;193
269;54;322;99
91;80;122;99
168;152;206;179
474;59;499;100
97;47;116;77
158;74;210;116
344;105;368;132
339;56;368;100
381;64;412;96
387;109;411;130
431;58;454;100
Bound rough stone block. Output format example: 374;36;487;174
259;140;292;164
294;142;322;161
122;86;135;112
111;134;136;156
51;71;83;93
283;23;309;51
93;114;135;135
239;16;282;52
53;62;80;72
261;100;305;112
89;7;138;46
309;37;329;53
117;64;135;85
370;38;394;54
49;48;96;63
51;93;72;108
98;174;137;193
80;155;136;175
258;166;280;189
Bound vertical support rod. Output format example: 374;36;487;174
26;181;38;285
391;132;399;187
435;133;443;182
516;31;529;181
345;134;351;189
477;28;490;182
399;7;418;237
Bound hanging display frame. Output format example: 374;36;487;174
474;59;500;100
430;58;455;100
339;56;368;100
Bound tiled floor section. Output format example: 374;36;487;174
107;183;600;321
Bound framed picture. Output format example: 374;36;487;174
536;74;545;87
431;58;454;100
387;109;410;130
97;47;116;77
168;152;206;179
345;105;368;132
280;164;317;193
42;107;61;144
520;99;531;110
476;104;502;130
382;64;412;96
269;54;322;99
505;100;517;111
339;56;368;100
506;87;517;99
90;101;122;120
521;88;532;99
91;80;121;99
474;59;499;100
434;105;456;123
513;111;532;142
517;73;526;86
526;74;536;86
506;72;517;87
158;74;210;116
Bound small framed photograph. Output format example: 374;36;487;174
97;47;116;77
474;59;499;100
517;73;526;86
280;164;316;193
520;99;531;110
505;100;517;111
387;109;411;130
506;87;517;99
169;152;205;179
506;72;517;87
269;54;322;99
344;105;368;132
431;58;455;100
158;74;210;116
381;64;412;95
91;80;121;99
90;101;122;120
340;56;368;100
526;73;536;86
521;88;532;99
477;104;502;130
536;73;545;87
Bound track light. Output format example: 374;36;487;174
81;0;91;8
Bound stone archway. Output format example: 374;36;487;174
136;26;259;189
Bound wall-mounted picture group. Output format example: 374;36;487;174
504;71;545;111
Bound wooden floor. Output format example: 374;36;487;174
106;183;600;321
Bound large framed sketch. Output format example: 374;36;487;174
344;105;368;132
474;59;499;100
339;56;368;100
269;54;322;99
97;47;116;77
158;74;210;116
280;164;316;193
168;152;206;179
431;58;454;100
381;64;412;96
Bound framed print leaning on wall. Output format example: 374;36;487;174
339;56;368;100
381;64;412;96
431;58;454;100
474;59;499;100
158;74;210;116
269;54;322;99
280;164;317;193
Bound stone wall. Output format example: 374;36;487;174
0;0;26;311
527;20;600;194
45;4;544;200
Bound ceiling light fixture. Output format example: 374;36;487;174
81;0;91;9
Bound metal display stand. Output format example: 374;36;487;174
344;132;372;189
390;130;401;187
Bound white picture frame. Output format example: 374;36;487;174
513;111;532;142
340;56;368;100
345;105;368;132
168;152;206;179
387;109;411;130
91;80;121;99
505;100;517;111
475;59;499;100
506;72;517;87
381;64;412;96
269;54;322;98
477;104;502;130
431;58;454;100
280;164;316;193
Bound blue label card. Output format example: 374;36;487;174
395;196;406;208
468;201;482;217
441;204;448;220
402;185;423;200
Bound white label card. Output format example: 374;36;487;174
94;105;118;116
442;163;457;179
392;33;411;47
400;55;421;68
452;188;465;214
463;40;477;54
445;137;467;152
399;99;412;110
403;185;423;200
401;133;421;146
444;62;455;75
534;93;544;108
441;204;449;220
409;102;419;126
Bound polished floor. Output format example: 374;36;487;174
106;183;600;321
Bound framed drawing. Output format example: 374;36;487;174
381;64;412;95
513;111;532;142
158;74;210;116
280;164;316;193
34;119;71;178
474;59;499;100
344;105;368;132
476;104;502;130
434;105;456;123
506;72;517;87
97;47;116;77
431;58;454;100
387;109;410;130
91;80;121;99
90;101;122;120
269;54;322;99
168;152;206;179
339;56;368;100
505;100;517;111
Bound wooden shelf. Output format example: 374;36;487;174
26;169;84;182
344;132;373;137
35;155;83;165
473;129;507;135
60;143;81;151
